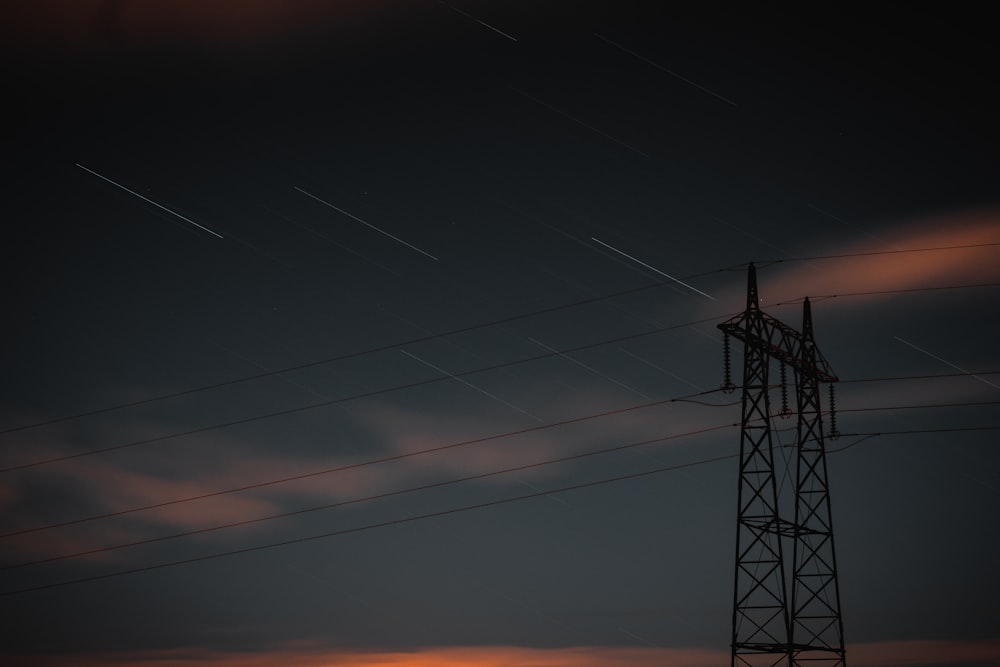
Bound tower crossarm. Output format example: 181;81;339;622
719;310;838;383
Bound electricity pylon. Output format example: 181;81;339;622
718;264;845;667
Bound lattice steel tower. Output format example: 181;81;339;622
718;264;846;667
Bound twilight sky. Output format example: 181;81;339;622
2;2;999;666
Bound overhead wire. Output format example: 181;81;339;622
6;396;997;567
773;281;1000;306
838;370;1000;384
3;248;997;589
4;281;999;473
4;422;997;597
0;312;733;472
4;241;998;437
835;425;1000;439
0;269;726;436
0;445;746;597
0;387;735;537
4;422;739;569
753;240;1000;267
4;376;996;540
836;399;1000;415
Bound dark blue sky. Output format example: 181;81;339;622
2;3;999;666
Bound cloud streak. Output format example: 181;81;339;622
710;209;1000;310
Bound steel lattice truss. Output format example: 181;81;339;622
719;265;846;667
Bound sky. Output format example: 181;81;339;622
2;2;999;666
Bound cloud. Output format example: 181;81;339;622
766;209;999;305
0;416;358;563
0;380;732;576
353;383;725;485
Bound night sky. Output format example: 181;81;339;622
2;2;999;666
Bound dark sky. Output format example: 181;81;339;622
2;2;999;666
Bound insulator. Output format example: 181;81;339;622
778;363;791;418
827;383;840;439
721;333;736;393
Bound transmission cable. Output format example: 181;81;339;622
0;312;733;472
835;399;1000;415
773;281;1000;306
0;444;742;597
1;388;734;537
754;240;1000;267
0;269;725;436
4;422;738;569
5;242;997;436
6;374;995;538
839;370;1000;384
3;423;996;598
7;398;997;565
6;279;998;473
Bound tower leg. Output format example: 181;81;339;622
731;267;792;667
790;299;846;666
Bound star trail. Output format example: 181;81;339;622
2;2;999;667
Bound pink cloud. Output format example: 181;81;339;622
705;208;1000;316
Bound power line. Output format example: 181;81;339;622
1;388;734;537
836;425;1000;438
837;399;1000;415
4;423;738;569
755;240;1000;266
827;425;1000;454
0;313;732;472
0;445;740;597
4;423;996;597
7;397;997;565
0;270;724;436
4;371;996;541
5;284;998;474
839;370;1000;384
774;281;1000;306
5;369;996;537
4;243;997;437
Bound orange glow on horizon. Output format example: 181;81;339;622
7;640;1000;667
0;645;726;667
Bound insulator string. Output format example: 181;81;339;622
779;363;790;418
828;383;840;439
722;333;736;393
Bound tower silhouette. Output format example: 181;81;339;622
719;264;845;667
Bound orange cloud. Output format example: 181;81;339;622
713;208;1000;311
